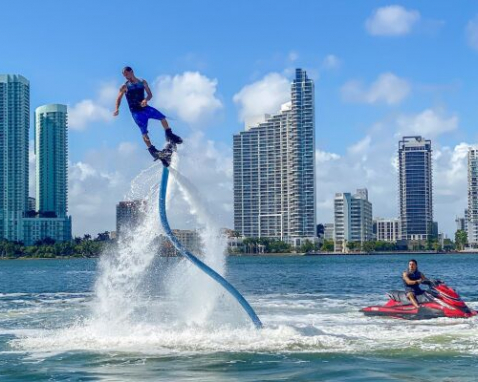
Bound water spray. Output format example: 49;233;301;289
159;167;263;329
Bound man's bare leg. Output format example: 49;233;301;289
407;292;420;309
142;134;152;148
160;119;170;130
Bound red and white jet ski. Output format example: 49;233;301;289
361;279;477;320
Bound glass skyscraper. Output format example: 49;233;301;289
233;69;316;244
35;104;68;217
21;104;72;245
0;74;30;241
398;136;433;240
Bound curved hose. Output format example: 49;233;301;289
159;167;263;329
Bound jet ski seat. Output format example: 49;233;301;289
387;290;430;304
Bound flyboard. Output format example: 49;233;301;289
158;158;263;329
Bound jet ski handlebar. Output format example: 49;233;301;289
421;278;443;287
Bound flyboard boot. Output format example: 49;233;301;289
148;145;172;167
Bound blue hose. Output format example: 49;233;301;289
159;167;263;329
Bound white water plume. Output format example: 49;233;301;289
92;162;163;328
164;168;246;326
90;157;243;331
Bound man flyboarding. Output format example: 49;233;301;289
113;66;182;166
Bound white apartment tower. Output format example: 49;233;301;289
374;218;401;242
233;69;316;244
467;147;478;246
334;189;373;252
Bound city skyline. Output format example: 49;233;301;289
0;75;72;245
1;1;478;237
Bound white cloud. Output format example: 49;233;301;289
233;73;290;122
68;83;117;131
316;113;466;237
316;136;470;237
341;73;411;105
396;109;458;138
67;134;234;237
366;5;420;36
348;135;371;156
316;149;340;163
322;54;341;69
433;143;469;228
153;71;223;126
67;141;151;236
166;131;233;229
316;137;397;224
466;15;478;51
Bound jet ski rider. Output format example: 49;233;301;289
402;259;427;309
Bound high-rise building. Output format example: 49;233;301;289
22;104;72;245
467;147;478;246
334;193;351;252
374;218;401;242
0;74;30;242
233;68;316;245
35;104;68;217
334;189;373;252
398;136;433;241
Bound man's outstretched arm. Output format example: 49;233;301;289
113;85;127;116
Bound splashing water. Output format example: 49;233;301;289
87;156;247;336
10;156;263;356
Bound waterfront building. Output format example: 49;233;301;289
374;218;401;242
334;189;373;252
398;136;433;241
35;104;69;217
233;68;316;245
22;217;72;245
468;147;478;246
22;104;73;244
0;75;30;242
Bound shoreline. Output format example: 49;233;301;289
2;251;478;260
231;250;478;256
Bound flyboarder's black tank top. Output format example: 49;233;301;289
125;80;145;111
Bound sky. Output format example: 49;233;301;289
2;0;478;237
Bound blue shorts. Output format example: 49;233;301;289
405;286;424;296
131;106;166;135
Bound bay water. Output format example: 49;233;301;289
1;254;477;381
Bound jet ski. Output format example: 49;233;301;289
361;279;477;320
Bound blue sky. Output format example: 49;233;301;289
2;1;478;236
